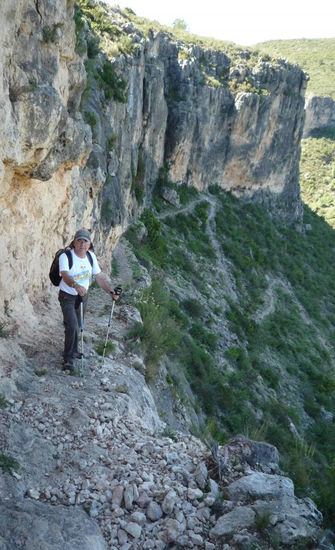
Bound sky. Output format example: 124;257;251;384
107;0;335;46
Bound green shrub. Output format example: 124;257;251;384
77;0;120;38
83;110;97;133
127;284;180;380
190;323;218;350
314;461;335;526
168;300;189;328
34;369;48;377
0;394;7;408
42;23;63;44
177;184;199;205
0;323;7;338
255;508;272;533
96;340;115;356
87;36;100;58
257;364;280;389
111;257;119;277
118;34;135;55
205;417;228;445
182;336;214;379
0;453;19;474
171;248;197;275
138;210;168;267
96;60;127;103
182;298;203;318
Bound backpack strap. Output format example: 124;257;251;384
87;250;93;268
65;249;73;270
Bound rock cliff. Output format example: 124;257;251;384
304;95;335;137
0;0;307;332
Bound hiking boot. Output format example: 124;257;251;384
62;361;74;372
74;351;83;359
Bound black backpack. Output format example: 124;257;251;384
49;247;93;286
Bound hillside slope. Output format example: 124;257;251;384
123;183;335;529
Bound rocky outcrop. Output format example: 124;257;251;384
304;95;335;137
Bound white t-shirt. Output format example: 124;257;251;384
59;249;101;295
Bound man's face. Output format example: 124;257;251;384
74;238;90;254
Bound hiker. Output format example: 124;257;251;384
58;228;119;372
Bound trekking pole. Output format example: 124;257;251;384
102;287;122;362
79;296;84;375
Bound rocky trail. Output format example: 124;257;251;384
0;247;330;550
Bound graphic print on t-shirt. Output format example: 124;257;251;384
73;263;90;285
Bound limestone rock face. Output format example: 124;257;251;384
0;0;91;329
304;95;335;137
163;51;305;220
0;0;90;180
0;1;306;332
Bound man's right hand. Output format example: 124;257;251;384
75;283;87;296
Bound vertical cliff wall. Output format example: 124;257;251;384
304;95;335;137
0;0;92;328
0;0;307;330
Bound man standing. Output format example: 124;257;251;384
58;228;119;372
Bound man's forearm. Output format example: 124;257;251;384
95;273;112;294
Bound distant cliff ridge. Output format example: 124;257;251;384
304;95;335;137
0;0;306;326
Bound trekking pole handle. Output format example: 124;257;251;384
111;286;122;300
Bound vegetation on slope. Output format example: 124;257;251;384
125;183;335;527
255;38;335;98
73;0;335;528
300;129;335;227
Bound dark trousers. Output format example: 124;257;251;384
58;290;88;364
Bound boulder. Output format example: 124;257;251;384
0;500;107;550
227;472;294;502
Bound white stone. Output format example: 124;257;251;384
146;501;163;522
187;487;203;501
208;478;219;498
112;485;124;507
211;506;256;537
163;518;183;542
131;511;146;525
27;488;40;500
194;461;208;489
189;531;204;545
162;490;177;515
117;528;128;545
124;485;134;510
227;472;294;502
124;522;142;539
